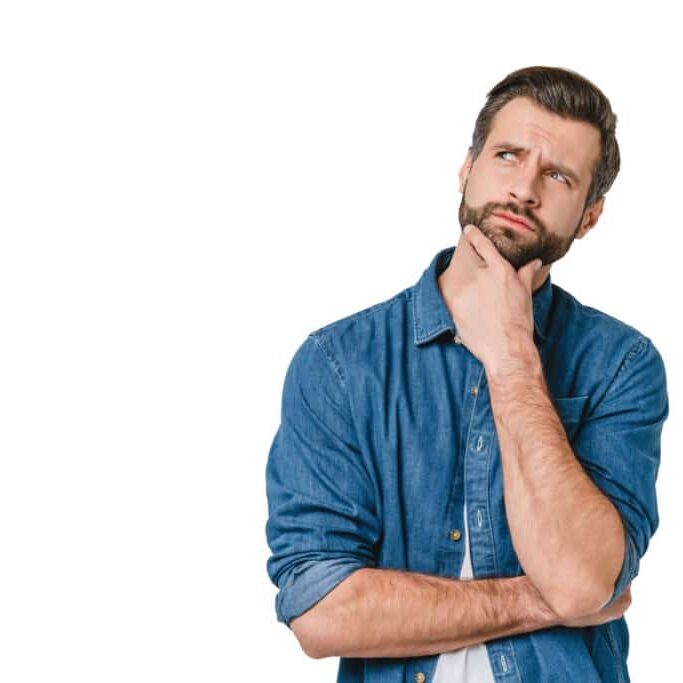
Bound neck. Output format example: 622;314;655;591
530;266;551;294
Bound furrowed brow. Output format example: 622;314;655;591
490;141;581;184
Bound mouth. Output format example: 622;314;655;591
491;212;534;232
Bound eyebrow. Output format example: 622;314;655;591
490;141;582;185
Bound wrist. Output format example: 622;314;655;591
485;339;543;387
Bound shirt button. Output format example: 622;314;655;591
476;435;484;451
453;334;463;345
415;673;426;683
449;529;462;541
470;386;478;396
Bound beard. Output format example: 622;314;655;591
457;192;581;270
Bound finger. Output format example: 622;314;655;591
517;258;543;293
463;224;503;266
461;233;487;267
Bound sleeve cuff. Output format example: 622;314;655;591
602;526;640;609
275;557;370;628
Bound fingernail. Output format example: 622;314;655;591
464;225;473;235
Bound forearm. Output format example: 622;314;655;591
486;346;624;618
291;567;559;659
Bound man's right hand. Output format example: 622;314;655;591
560;584;632;628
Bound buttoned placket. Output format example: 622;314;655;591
450;349;523;682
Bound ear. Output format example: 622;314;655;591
458;149;474;194
575;196;605;239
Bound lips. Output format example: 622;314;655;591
492;212;533;231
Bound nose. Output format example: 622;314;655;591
508;166;541;208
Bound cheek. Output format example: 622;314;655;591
463;173;491;203
466;164;509;199
557;200;585;231
544;212;580;241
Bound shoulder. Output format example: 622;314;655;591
552;282;656;346
300;286;415;375
311;287;413;339
549;282;667;390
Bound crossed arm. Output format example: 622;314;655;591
290;568;558;659
485;344;625;619
268;333;663;660
289;342;628;659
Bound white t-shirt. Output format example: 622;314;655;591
432;501;496;682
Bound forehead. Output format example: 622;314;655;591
486;96;601;178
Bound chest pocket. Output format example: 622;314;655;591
553;395;589;441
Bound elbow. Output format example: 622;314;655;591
284;566;371;658
287;567;370;659
289;609;330;659
547;584;612;622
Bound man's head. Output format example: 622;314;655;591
458;66;620;270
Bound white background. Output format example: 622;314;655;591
1;1;679;681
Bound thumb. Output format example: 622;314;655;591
518;258;542;293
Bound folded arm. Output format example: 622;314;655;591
486;335;668;620
265;333;639;660
290;567;559;659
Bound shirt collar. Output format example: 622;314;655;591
413;245;552;347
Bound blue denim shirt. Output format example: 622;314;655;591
265;245;669;682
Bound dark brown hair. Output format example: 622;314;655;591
469;66;620;210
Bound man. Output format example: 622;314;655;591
265;66;669;682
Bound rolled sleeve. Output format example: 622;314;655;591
274;557;369;627
571;336;669;609
265;333;381;628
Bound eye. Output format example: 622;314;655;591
496;151;571;186
549;170;569;185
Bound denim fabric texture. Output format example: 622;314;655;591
265;245;669;682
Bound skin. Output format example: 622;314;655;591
291;569;631;660
290;95;632;658
439;96;626;619
453;223;626;618
450;94;605;284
